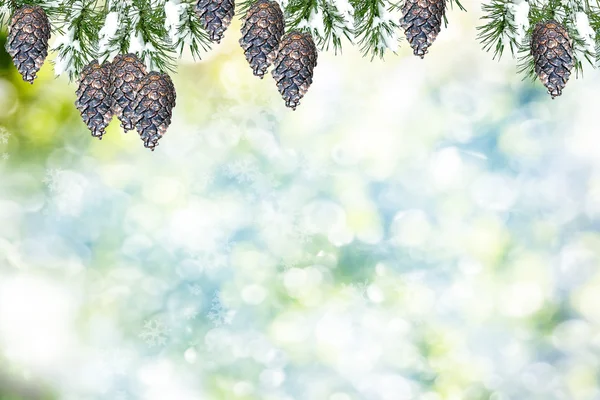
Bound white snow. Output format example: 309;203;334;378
298;7;326;39
52;26;75;50
273;0;289;10
509;0;530;45
128;30;146;54
145;42;157;53
332;0;355;30
70;0;85;19
54;51;73;76
165;0;186;43
52;28;76;77
98;12;120;54
576;12;596;52
375;4;399;52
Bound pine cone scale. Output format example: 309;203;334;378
401;0;445;58
271;31;318;110
6;6;51;83
111;54;147;132
531;20;574;99
196;0;235;43
75;61;114;139
132;72;177;151
240;0;285;78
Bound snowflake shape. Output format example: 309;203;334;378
207;292;236;326
340;280;370;301
191;240;233;274
43;168;63;192
181;305;199;320
0;129;9;145
188;283;203;296
139;319;170;347
280;258;299;271
353;280;370;298
1;152;8;161
225;159;259;184
291;223;313;244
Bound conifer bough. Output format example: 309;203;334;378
0;0;599;119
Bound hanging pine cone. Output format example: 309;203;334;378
131;72;177;151
195;0;235;43
271;31;318;110
400;0;445;58
240;0;285;78
531;20;574;99
75;61;114;139
6;5;51;83
111;54;148;132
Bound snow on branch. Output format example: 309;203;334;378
479;0;599;80
1;0;600;80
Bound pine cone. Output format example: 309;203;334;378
400;0;445;58
271;31;318;110
531;20;574;99
75;61;114;139
240;0;285;78
131;72;177;151
195;0;235;43
111;54;148;132
6;5;51;83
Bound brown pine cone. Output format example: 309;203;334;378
111;54;148;132
6;5;51;83
400;0;445;58
240;0;285;78
271;31;318;110
131;72;177;151
531;20;575;99
195;0;235;43
75;61;114;139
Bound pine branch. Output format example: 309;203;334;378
353;0;400;58
516;0;596;80
477;0;519;59
0;0;599;82
129;0;176;72
52;0;101;81
166;0;212;60
478;0;598;82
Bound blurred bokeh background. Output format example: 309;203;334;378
1;1;600;399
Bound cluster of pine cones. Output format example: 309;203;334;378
400;0;574;98
197;0;318;110
1;2;577;150
75;56;177;151
5;5;176;150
